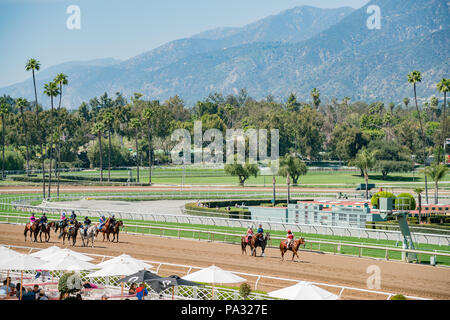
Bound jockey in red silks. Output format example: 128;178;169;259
246;226;254;243
286;230;294;248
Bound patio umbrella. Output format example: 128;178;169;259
0;247;24;296
0;254;45;300
147;275;203;299
87;259;144;300
182;265;246;299
97;254;153;269
118;270;161;283
40;254;100;271
30;245;62;259
40;248;94;262
268;281;339;300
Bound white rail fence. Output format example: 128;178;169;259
0;244;431;300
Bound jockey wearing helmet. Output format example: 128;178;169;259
29;213;36;225
60;212;67;228
246;226;253;243
257;224;264;235
83;216;91;236
98;216;106;230
39;213;48;228
286;230;294;249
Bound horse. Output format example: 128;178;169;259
80;225;97;248
24;221;40;242
241;233;254;255
55;219;68;234
59;221;82;246
109;220;123;243
251;232;270;257
39;221;56;242
99;218;113;241
280;237;306;261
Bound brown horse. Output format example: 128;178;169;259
58;221;82;246
241;233;254;255
280;237;306;261
39;221;56;242
109;220;123;243
24;221;40;242
241;233;270;257
99;218;113;241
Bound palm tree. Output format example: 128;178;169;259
0;102;9;180
403;97;410;109
437;78;450;164
354;148;376;200
422;164;448;204
130;118;142;183
54;73;68;198
92;122;106;182
102;110;114;182
15;98;31;177
43;81;60;197
142;107;154;186
25;58;44;195
408;70;429;203
413;187;424;216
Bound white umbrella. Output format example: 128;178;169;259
40;254;100;271
268;281;339;300
0;254;45;300
97;254;153;269
182;265;246;299
0;246;24;261
40;248;94;262
30;245;62;259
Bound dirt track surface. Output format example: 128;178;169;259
1;224;449;300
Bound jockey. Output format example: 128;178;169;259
98;215;106;230
246;226;253;243
70;211;77;221
83;216;91;236
59;212;67;228
39;213;48;228
257;224;264;235
109;215;116;229
286;230;294;248
29;213;36;226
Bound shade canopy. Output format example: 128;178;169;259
147;275;203;293
30;246;63;259
182;266;246;284
40;254;100;271
0;246;24;261
87;259;143;277
40;249;94;262
118;270;161;283
97;254;153;269
0;254;44;271
268;281;339;300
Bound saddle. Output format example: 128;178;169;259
283;240;292;249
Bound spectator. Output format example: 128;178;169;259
129;283;137;294
83;280;98;289
15;283;25;299
36;290;49;300
136;283;148;300
0;280;12;296
101;294;108;300
22;288;36;300
75;293;82;301
32;285;40;299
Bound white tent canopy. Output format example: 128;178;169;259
30;245;63;259
0;254;44;271
40;248;94;262
268;281;339;300
182;265;246;284
40;254;100;271
0;246;24;261
87;259;143;277
97;254;153;270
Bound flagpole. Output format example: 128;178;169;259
19;271;23;300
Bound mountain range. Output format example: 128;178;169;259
1;0;449;109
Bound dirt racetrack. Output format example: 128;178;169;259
0;223;449;300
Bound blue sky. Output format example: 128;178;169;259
0;0;370;87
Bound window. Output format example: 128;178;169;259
339;213;347;221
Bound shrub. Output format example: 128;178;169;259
58;271;81;295
390;294;407;300
239;283;251;299
371;191;396;208
0;150;25;171
395;193;416;210
87;138;133;168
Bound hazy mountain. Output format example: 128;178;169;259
1;1;449;109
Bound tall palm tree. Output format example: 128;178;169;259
43;81;60;197
310;88;321;109
423;164;448;204
92;122;106;183
403;97;410;109
15;98;31;177
143;107;154;186
437;78;450;164
0;102;9;180
102;110;114;182
54;73;68;198
413;187;424;216
408;70;429;203
130;118;142;183
25;58;45;196
354;148;376;200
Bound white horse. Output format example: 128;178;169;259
80;225;97;248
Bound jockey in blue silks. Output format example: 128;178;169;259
98;215;106;230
